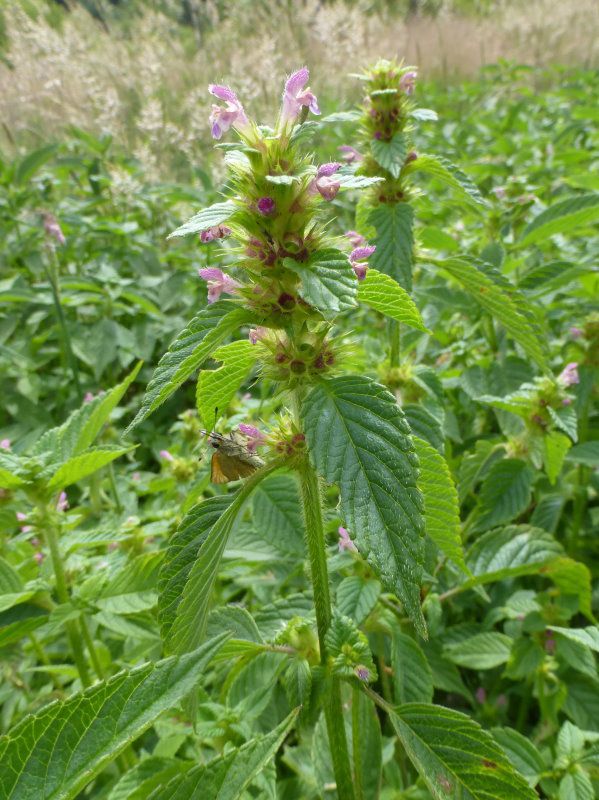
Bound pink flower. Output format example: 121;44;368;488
545;634;556;654
349;245;376;281
132;472;141;481
338;526;357;552
496;694;507;708
344;231;366;247
84;392;95;403
208;84;249;140
570;327;583;339
558;362;579;387
562;397;572;406
311;163;341;201
475;687;487;704
257;197;276;216
238;424;267;453
338;145;363;163
354;665;370;681
249;327;268;344
493;187;507;200
56;491;69;512
34;552;44;565
200;224;232;243
159;450;174;462
0;439;10;450
399;70;417;95
281;67;320;125
42;213;66;245
198;268;241;303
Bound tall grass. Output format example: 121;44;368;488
1;0;597;176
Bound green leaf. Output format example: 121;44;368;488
107;758;188;800
520;193;599;246
467;525;563;586
392;630;434;703
158;495;233;646
543;557;594;621
336;576;381;625
352;691;383;800
126;302;253;431
284;248;357;319
15;144;58;185
406;153;488;207
147;709;297;800
196;340;255;427
368;203;414;290
46;446;132;491
444;632;513;669
358;268;428;331
413;436;469;574
566;441;599;466
548;404;578;442
558;770;594;800
167;201;236;239
544;431;572;484
337;174;384;190
0;559;22;594
251;473;304;557
0;635;229;800
302;376;426;636
564;676;599;732
549;626;599;653
431;257;548;370
371;132;407;178
491;727;545;787
0;467;25;489
477;459;533;530
390;703;536;799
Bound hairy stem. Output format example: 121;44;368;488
44;254;82;401
296;455;355;800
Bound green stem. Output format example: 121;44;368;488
108;463;123;513
296;455;355;800
43;255;82;401
80;616;106;680
388;319;401;368
41;506;91;687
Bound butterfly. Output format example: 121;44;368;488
200;429;264;484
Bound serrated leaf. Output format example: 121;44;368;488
0;635;228;800
251;473;304;556
390;703;536;799
491;727;545;787
167;201;236;239
404;405;444;453
107;758;189;800
392;631;433;703
15;144;58;185
0;467;25;489
368;204;414;290
336;576;381;624
413;436;468;574
444;632;512;669
564;676;599;732
337;174;384;189
158;495;233;646
549;626;599;653
406;153;488;207
371;132;407;178
302;376;426;636
358;268;427;331
147;709;297;800
284;248;357;319
196;340;255;427
0;559;22;594
127;303;253;430
410;108;438;121
477;459;533;530
544;557;594;620
520;193;599;246
47;446;132;491
544;431;572;484
566;442;599;466
432;257;548;370
548;404;578;442
467;525;563;586
352;690;383;800
558;770;594;800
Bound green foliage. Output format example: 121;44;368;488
368;204;414;290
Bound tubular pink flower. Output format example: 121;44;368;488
43;213;66;245
310;163;341;201
200;224;232;243
0;438;10;450
198;268;241;303
558;362;579;387
475;687;487;703
208;84;249;139
238;424;267;453
281;67;320;124
338;525;357;552
338;145;363;163
34;552;44;565
399;70;417;95
249;327;268;344
159;449;174;462
84;392;95;403
344;231;366;247
317;162;342;177
349;245;376;281
257;197;276;216
354;665;370;681
56;491;69;512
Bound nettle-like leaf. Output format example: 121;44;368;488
544;430;572;484
371;132;407;178
390;703;536;800
444;632;513;670
519;192;599;246
325;613;377;680
392;630;433;704
0;635;229;800
158;495;233;648
412;436;469;574
147;709;297;800
251;473;304;557
46;445;133;491
476;458;533;530
284;248;358;319
430;257;548;371
336;576;381;625
352;690;383;800
491;727;545;788
302;376;426;636
107;757;188;800
368;203;414;290
127;302;254;431
405;153;489;208
548;626;599;653
196;339;255;427
357;268;428;331
167;200;237;239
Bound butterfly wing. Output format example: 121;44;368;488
211;451;258;483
